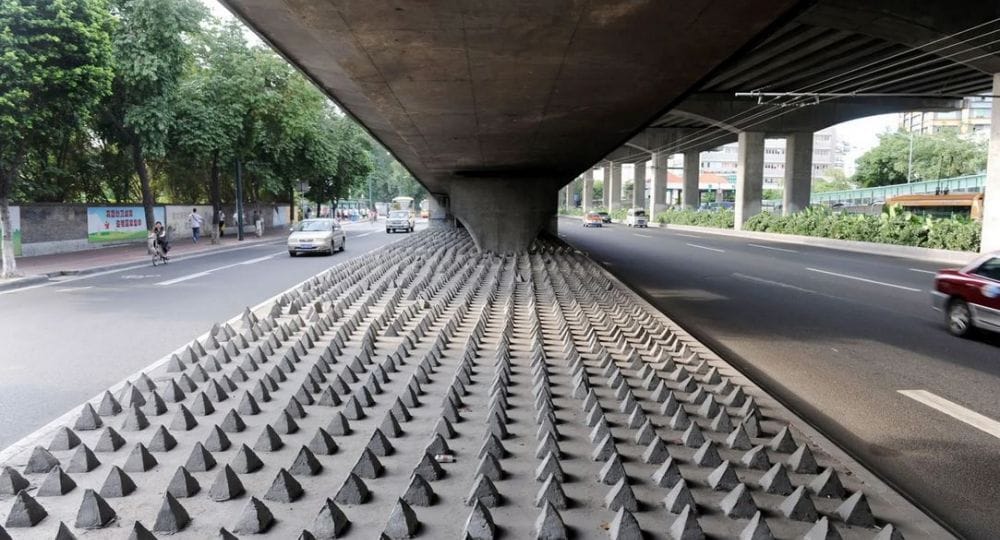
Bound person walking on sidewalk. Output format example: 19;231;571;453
187;208;204;243
218;210;226;238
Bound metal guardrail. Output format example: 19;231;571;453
810;174;985;206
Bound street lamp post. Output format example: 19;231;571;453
235;157;245;241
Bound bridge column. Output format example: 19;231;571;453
583;170;594;212
609;162;623;212
632;158;647;210
601;163;610;210
449;178;558;253
682;150;700;210
783;132;814;215
735;131;765;230
983;73;1000;252
563;183;573;210
651;151;668;216
427;194;455;229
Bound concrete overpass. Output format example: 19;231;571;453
220;1;1000;252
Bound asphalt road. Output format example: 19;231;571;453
0;221;422;452
557;217;1000;540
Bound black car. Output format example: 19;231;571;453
597;211;611;223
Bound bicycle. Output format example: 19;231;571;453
148;233;169;266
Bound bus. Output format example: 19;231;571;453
391;196;414;211
885;193;985;221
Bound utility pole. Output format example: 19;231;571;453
906;117;915;183
235;157;245;241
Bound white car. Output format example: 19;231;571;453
625;208;648;228
287;218;346;256
386;210;415;233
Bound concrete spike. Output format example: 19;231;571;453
463;500;496;540
4;490;47;528
55;521;76;539
467;474;502;507
127;520;156;540
169;405;198;432
759;463;794;496
153;492;191;533
707;460;739;491
609;508;642;540
167;466;200;498
662;480;697;514
368;429;395;456
604;478;638;512
312;498;351;538
24;446;60;474
682;423;706;449
66;445;101;473
668;504;704;540
352;448;384;479
479;434;507;459
634;419;657;445
778;485;819;522
803;517;842;540
99;466;136;498
720;483;758;518
37;466;76;496
593;434;617;462
74;403;103;431
206;424;233;451
254;425;285;452
535;474;568;509
209;465;245;502
335;473;370;505
308;428;339;455
535;432;560;459
291;446;324;476
318;386;343;407
74;489;116;529
598;453;626;485
231;444;264;474
789;443;819;474
383;499;419;539
183;442;216;472
275;410;300;435
726;424;753;450
232;497;275;534
475;453;505;481
873;524;905;540
533;500;568;539
809;467;846;498
837;491;876;527
669;407;691;430
414;452;445;481
769;426;797;453
148;425;178;452
49;427;82;451
739;511;774;540
403;474;436;507
741;445;771;471
344;396;366;420
264;468;305;503
660;392;681;416
651;457;683;488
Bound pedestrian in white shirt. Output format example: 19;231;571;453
187;208;204;243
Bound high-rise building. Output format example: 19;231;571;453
677;127;848;189
899;96;992;137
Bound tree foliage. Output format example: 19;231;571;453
853;130;987;187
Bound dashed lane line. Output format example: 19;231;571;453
909;268;937;275
686;243;725;253
674;233;704;238
633;233;652;238
748;243;798;253
805;267;922;292
732;273;817;294
156;252;282;286
899;390;1000;440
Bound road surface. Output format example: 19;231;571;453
557;216;1000;539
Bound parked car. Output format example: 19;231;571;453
386;210;415;233
625;208;648;228
597;211;611;223
932;252;1000;336
287;218;345;256
582;212;603;227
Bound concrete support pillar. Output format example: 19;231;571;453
632;159;647;210
735;131;766;230
982;74;1000;252
583;170;594;212
427;194;455;229
651;151;668;215
601;164;610;210
609;162;623;212
682;150;700;210
563;184;573;210
783;132;814;215
450;178;557;253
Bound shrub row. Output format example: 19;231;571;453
654;209;735;229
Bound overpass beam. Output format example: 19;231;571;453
632;158;647;210
450;178;557;254
783;132;814;215
983;74;1000;252
583;170;594;212
735;131;766;230
683;151;700;210
601;163;610;209
651;151;669;216
609;162;623;212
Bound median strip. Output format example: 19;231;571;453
805;267;922;292
899;390;1000;440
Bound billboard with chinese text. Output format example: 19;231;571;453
87;206;165;243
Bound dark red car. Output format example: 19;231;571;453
933;253;1000;337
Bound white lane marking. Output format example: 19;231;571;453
156;272;211;286
686;243;725;253
909;268;937;275
675;233;703;238
732;273;817;294
355;232;374;238
634;233;652;238
748;243;798;253
805;267;922;292
56;286;94;293
899;390;1000;440
240;253;280;265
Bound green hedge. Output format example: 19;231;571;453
655;209;735;229
743;206;981;252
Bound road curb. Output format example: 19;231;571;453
0;274;48;292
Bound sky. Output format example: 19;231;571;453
201;0;896;175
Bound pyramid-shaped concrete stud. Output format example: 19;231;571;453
99;466;136;498
209;464;245;501
49;427;82;452
24;446;60;474
232;497;274;534
74;403;103;431
148;425;178;452
153;492;191;533
662;480;697;514
779;486;819;522
533;500;567;539
123;443;158;473
264;468;305;503
167;466;200;498
535;474;568;509
759;463;794;496
403;473;436;506
463;500;496;540
739;511;774;540
382;499;419;539
802;516;842;540
231;444;264;474
37;466;76;497
334;473;370;505
312;498;351;538
720;483;758;519
609;508;642;540
4;491;47;528
651;457;683;488
809;467;846;498
290;446;324;476
466;474;502;507
74;489;116;529
0;466;29;495
475;453;505;481
668;504;703;540
707;460;739;491
836;491;876;527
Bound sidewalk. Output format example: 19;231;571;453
0;230;285;291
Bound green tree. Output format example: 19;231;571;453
813;168;855;193
853;130;987;187
100;0;205;229
0;0;113;277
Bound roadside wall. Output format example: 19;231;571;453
11;203;290;258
